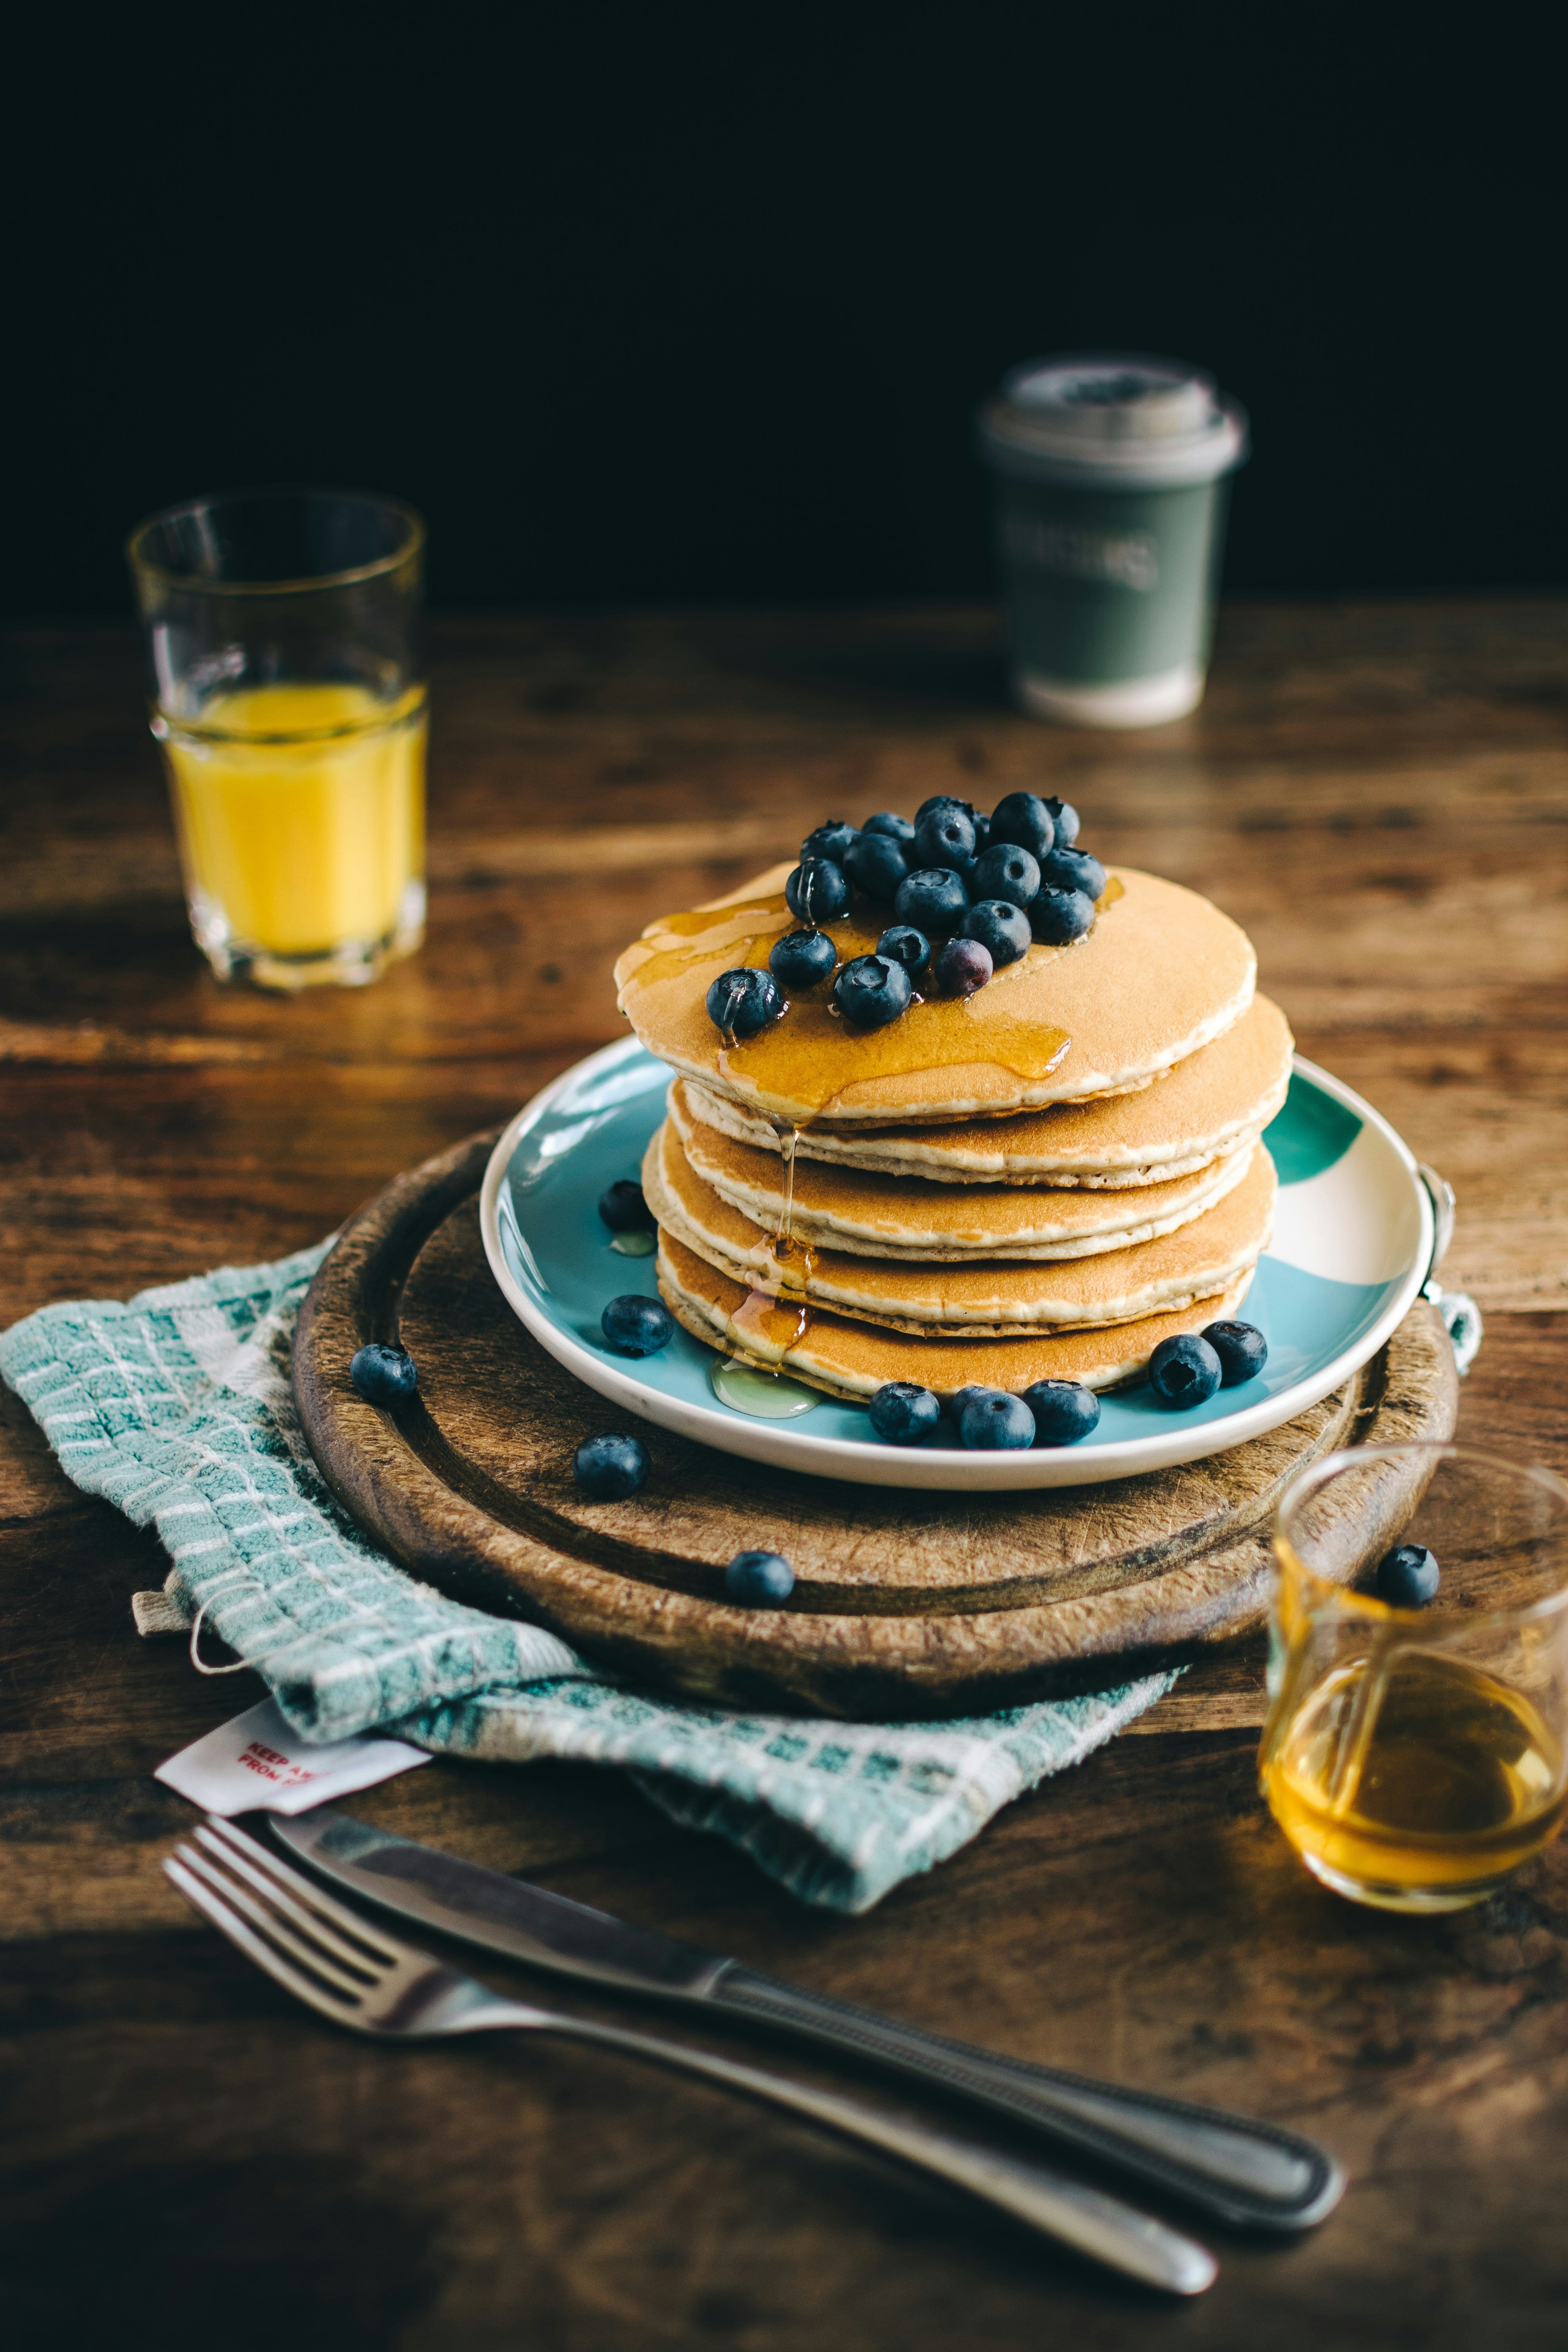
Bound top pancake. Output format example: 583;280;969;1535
614;862;1256;1127
680;993;1294;1187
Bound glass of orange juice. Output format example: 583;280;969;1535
1262;1446;1568;1912
127;487;427;990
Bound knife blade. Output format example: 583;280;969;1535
269;1805;1343;2233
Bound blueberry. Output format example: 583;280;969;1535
1038;847;1106;902
989;791;1056;861
1024;1380;1102;1445
914;802;977;871
769;928;838;989
915;794;972;826
725;1548;795;1606
959;899;1031;968
843;831;910;901
1147;1334;1223;1406
1029;887;1096;946
800;820;859;864
971;813;992;855
862;810;915;844
869;1381;941;1445
601;1294;675;1355
833;953;911;1029
573;1432;649;1500
877;924;930;977
959;1391;1037;1450
971;842;1040;909
349;1342;418;1404
785;858;851;924
598;1179;655;1235
1375;1543;1441;1608
893;867;970;937
933;936;993;998
1202;1319;1269;1385
1044;796;1080;848
706;966;784;1038
944;1383;1003;1434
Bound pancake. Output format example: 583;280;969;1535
658;1231;1256;1402
643;1118;1275;1337
668;1078;1253;1261
679;993;1294;1188
614;862;1256;1127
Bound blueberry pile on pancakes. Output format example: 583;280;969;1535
613;794;1289;1411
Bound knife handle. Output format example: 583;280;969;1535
709;1965;1342;2232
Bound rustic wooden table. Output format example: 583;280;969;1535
3;604;1566;2352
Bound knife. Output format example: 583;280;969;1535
270;1805;1343;2232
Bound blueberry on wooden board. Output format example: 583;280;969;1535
725;1549;795;1606
350;1342;418;1403
573;1434;649;1499
1376;1543;1441;1607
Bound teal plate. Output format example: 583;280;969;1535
480;1040;1434;1489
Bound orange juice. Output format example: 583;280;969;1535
158;681;426;965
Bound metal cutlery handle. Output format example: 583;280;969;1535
709;1965;1342;2232
480;2004;1214;2295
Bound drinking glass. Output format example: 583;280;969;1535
127;487;427;990
1261;1446;1568;1912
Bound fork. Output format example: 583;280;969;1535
165;1817;1216;2296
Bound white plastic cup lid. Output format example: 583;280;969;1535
978;352;1249;488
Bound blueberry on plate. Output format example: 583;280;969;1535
1043;795;1080;848
1038;846;1106;902
862;810;915;843
598;1179;655;1235
970;842;1040;910
349;1342;418;1404
942;1383;1002;1437
1024;1379;1102;1445
933;935;993;998
1376;1543;1441;1608
1202;1319;1269;1385
913;802;978;871
877;923;930;977
893;867;970;937
800;820;859;864
989;791;1056;861
725;1548;795;1606
960;899;1031;968
573;1433;649;1500
769;928;838;989
1147;1333;1223;1406
706;966;784;1038
601;1294;675;1355
869;1381;941;1445
843;830;911;901
1029;886;1096;946
833;953;911;1029
785;857;851;924
959;1391;1036;1450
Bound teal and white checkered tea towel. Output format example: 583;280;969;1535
0;1244;1173;1912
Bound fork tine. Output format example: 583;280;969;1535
173;1842;377;2003
199;1817;405;1962
193;1822;393;1975
164;1855;368;2028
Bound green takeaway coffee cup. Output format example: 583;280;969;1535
977;352;1248;727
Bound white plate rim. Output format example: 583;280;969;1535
478;1038;1434;1490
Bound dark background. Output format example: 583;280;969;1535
9;7;1562;619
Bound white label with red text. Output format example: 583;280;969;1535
156;1698;431;1816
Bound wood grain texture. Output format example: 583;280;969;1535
3;603;1568;2352
292;1131;1456;1716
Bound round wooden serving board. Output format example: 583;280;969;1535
294;1128;1459;1719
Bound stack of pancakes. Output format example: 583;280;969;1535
613;860;1290;1405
